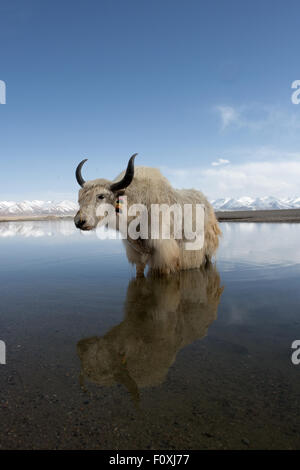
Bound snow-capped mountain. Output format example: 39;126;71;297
1;197;300;217
211;196;300;211
0;200;78;216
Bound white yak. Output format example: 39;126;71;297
74;154;221;276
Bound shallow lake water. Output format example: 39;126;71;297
0;220;299;449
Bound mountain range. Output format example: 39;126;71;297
211;196;300;211
1;196;300;216
0;200;78;216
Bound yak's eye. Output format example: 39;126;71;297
97;194;105;200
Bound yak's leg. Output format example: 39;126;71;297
136;262;146;278
149;239;180;275
122;240;148;278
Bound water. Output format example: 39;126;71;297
0;220;299;449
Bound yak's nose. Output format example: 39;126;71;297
75;219;86;229
74;213;86;229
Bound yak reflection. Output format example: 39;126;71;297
77;264;223;404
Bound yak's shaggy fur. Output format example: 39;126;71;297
75;166;221;276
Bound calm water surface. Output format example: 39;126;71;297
0;220;299;449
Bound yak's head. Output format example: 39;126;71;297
74;153;137;231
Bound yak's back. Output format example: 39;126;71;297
114;166;213;210
115;166;176;205
114;166;171;187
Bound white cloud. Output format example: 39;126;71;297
211;158;230;166
162;149;300;199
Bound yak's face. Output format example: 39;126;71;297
74;153;137;231
74;180;116;231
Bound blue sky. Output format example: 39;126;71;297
1;0;300;200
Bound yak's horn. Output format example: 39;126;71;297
76;159;88;187
110;153;137;192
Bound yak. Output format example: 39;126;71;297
74;154;221;276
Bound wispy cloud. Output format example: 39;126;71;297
215;104;300;133
215;106;239;130
211;158;230;166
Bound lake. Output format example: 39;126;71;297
0;220;299;449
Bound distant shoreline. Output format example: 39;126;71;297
216;208;300;223
1;208;300;223
0;215;74;222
